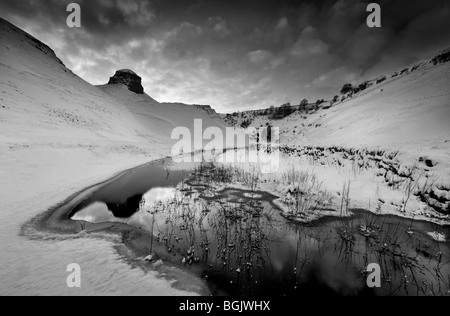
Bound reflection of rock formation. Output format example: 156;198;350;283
108;69;144;94
107;194;143;218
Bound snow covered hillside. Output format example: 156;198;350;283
224;48;450;220
224;49;450;152
288;50;450;150
0;17;226;152
0;17;227;232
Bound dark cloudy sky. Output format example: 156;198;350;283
1;0;449;112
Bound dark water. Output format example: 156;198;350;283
69;161;450;296
69;161;188;219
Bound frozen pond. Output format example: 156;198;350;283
24;162;450;295
63;160;450;296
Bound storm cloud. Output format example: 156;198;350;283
1;0;449;112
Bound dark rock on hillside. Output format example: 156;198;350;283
108;69;144;94
431;49;450;66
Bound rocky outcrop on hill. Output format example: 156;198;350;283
108;69;144;94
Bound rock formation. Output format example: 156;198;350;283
108;69;144;94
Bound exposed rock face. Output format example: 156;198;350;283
195;104;221;118
108;69;144;94
431;49;450;65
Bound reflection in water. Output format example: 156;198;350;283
427;231;447;242
70;163;450;296
73;188;178;226
107;195;143;218
142;188;178;209
71;202;114;223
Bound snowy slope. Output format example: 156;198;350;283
0;15;229;214
0;17;226;150
229;49;450;181
224;52;450;152
0;15;229;211
0;17;226;295
296;58;450;150
222;48;450;219
98;83;227;144
282;52;450;190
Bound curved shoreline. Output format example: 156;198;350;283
20;157;212;295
